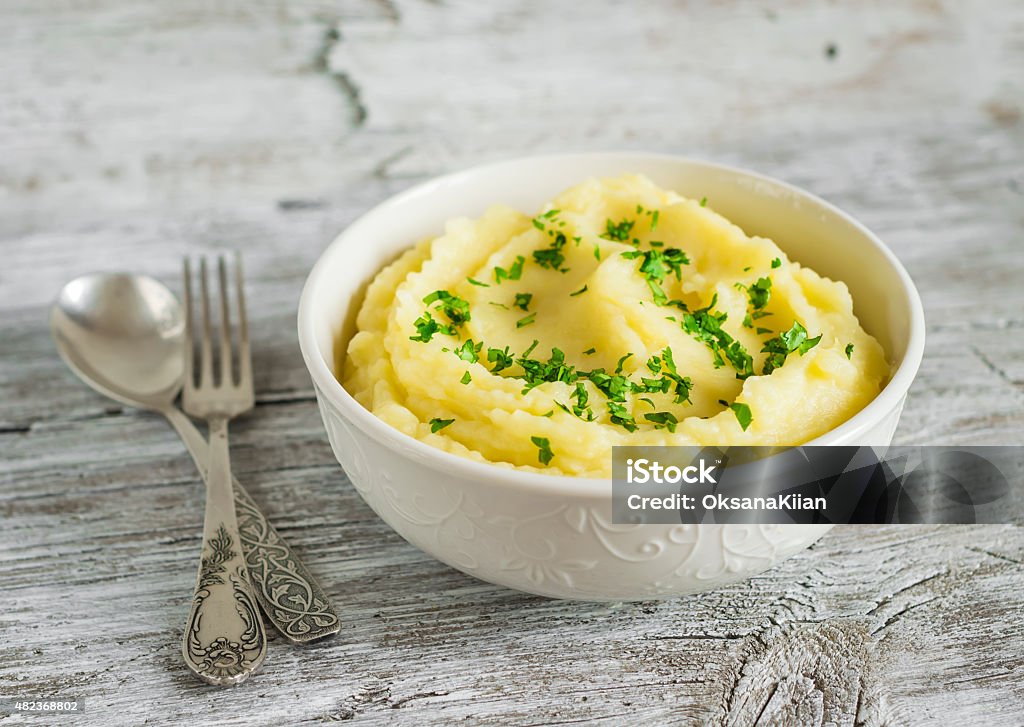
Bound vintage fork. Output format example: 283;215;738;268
180;254;267;686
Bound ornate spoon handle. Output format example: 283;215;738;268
165;408;340;644
182;417;267;686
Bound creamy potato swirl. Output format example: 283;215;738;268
343;175;889;477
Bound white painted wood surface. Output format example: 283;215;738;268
1;1;1022;724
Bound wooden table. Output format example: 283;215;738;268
2;2;1023;724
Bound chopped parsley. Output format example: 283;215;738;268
409;311;453;343
681;296;753;378
730;403;753;431
514;292;533;311
467;277;489;287
423;289;471;326
460;371;472;385
517;346;577;392
569;284;588;296
454;339;483;363
845;343;854;359
516;312;537;328
494;256;525;284
736;276;772;311
622;247;689;283
570;382;594;420
771;257;782;269
429;418;454;433
659;347;694;404
601;217;636;242
699;197;708;207
487;345;514;372
622;247;690;307
614;353;634;374
531;435;554;465
644;411;679;433
582;347;596;355
533;231;569;271
607;400;638;432
760;320;821;374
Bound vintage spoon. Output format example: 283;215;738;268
50;273;340;645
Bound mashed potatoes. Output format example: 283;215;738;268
343;175;889;477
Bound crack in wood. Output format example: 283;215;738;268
312;25;368;128
967;546;1024;566
864;569;947;617
389;690;450;709
969;345;1020;387
374;145;416;180
871;596;939;636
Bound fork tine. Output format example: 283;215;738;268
217;255;233;387
198;256;214;389
182;258;195;395
235;252;252;390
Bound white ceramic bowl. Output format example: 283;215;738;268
298;153;925;601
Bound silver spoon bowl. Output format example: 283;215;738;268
52;273;185;409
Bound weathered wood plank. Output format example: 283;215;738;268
1;0;1023;724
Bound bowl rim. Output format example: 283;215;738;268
297;152;926;497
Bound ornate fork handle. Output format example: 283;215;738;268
166;408;340;644
182;417;267;686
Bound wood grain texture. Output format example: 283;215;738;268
1;1;1022;725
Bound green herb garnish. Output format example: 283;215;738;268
517;347;576;392
531;436;554;465
494;256;525;284
487;345;514;372
601;218;636;242
680;296;753;378
736;276;771;310
622;247;690;284
514;292;533;311
771;257;782;269
615;353;634;374
845;343;854;359
729;403;752;431
430;418;454;433
516;312;537;328
409;311;453;343
644;411;679;433
760;320;820;374
454;339;483;363
569;284;588;296
423;289;471;326
460;371;472;385
533;232;568;271
570;382;594;420
607;401;638;432
467;277;490;287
